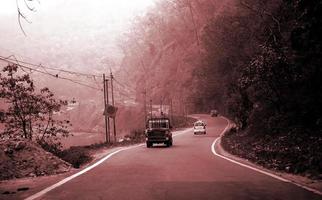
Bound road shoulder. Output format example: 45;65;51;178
213;117;322;195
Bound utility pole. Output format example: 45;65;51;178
150;99;153;119
103;74;109;143
106;79;110;143
170;98;173;122
143;89;147;126
184;101;188;123
110;72;116;142
160;98;163;116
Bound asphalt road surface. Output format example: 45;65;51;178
27;115;321;200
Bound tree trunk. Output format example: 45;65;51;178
22;121;28;139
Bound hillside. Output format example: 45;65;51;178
0;139;71;180
115;0;322;178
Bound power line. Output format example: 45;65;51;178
116;89;137;101
113;77;136;92
0;55;101;79
111;81;137;101
112;80;137;100
0;57;102;91
0;54;141;115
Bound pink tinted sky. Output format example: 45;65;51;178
0;0;155;71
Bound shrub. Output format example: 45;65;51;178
37;138;63;156
58;147;92;168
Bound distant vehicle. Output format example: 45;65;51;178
193;120;206;135
210;109;218;117
145;117;173;148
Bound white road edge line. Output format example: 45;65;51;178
25;144;143;200
211;117;322;196
25;128;191;200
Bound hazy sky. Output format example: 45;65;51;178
0;0;155;18
0;0;155;71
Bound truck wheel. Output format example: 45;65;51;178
146;142;152;148
166;140;172;147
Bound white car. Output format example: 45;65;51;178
193;120;206;135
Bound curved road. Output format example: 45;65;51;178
27;115;321;200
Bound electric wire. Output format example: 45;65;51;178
0;55;101;78
0;57;102;91
115;87;136;101
113;77;136;92
0;55;139;102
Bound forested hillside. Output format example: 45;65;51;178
117;0;322;175
118;0;322;136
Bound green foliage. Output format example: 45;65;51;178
37;137;63;156
197;0;322;136
0;64;71;147
222;127;322;177
117;0;321;138
59;146;92;168
193;0;322;177
226;86;252;129
240;0;322;135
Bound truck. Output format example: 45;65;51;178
145;117;173;148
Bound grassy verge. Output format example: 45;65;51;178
221;128;322;180
57;136;145;168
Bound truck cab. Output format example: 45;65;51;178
145;117;173;148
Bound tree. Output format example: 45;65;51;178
0;64;70;148
229;0;322;136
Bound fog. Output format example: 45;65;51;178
0;0;156;136
0;0;155;72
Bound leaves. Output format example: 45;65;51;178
0;65;71;146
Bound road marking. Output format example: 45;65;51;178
25;128;192;200
25;144;143;200
212;117;322;196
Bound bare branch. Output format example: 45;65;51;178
240;0;280;33
24;0;36;11
16;0;37;36
17;9;27;36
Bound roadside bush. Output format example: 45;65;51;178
37;138;63;156
85;142;111;149
58;147;92;168
222;129;322;179
37;138;93;169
